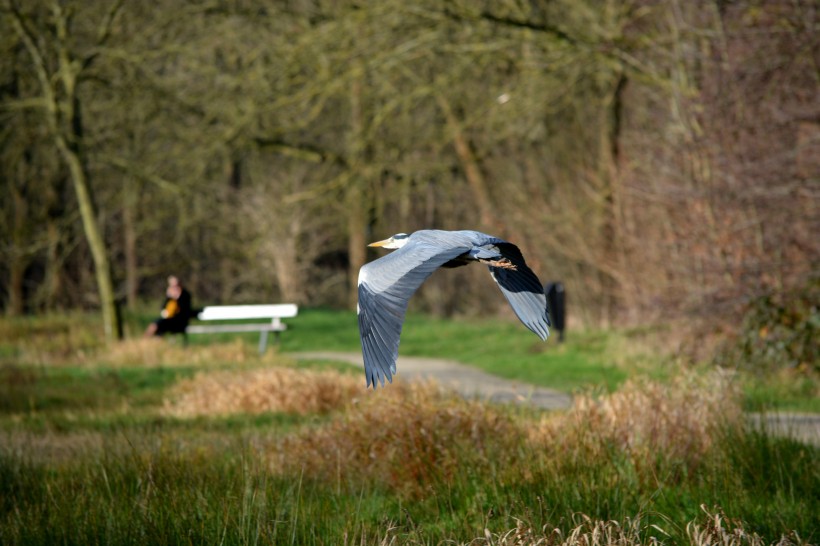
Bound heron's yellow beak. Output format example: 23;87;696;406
367;238;391;247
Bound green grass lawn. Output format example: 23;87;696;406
125;306;636;392
278;308;650;391
276;308;818;411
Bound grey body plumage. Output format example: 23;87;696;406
357;229;550;388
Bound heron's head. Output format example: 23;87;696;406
368;233;410;249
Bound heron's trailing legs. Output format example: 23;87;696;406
480;258;517;270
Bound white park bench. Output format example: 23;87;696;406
185;304;298;354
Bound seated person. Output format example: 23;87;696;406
144;275;192;336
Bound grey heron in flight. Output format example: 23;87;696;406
357;229;550;388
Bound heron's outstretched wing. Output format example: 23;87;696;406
358;238;470;388
488;243;551;341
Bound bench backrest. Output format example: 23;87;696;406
197;304;298;321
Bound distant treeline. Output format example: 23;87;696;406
1;1;816;341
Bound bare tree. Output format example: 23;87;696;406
5;1;124;338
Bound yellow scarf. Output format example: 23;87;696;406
164;299;179;318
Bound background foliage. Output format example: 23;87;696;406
1;0;817;343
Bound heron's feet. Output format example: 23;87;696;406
482;258;517;270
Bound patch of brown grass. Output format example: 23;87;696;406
366;507;808;546
529;370;743;479
479;514;661;546
685;506;807;546
270;381;520;497
468;506;807;546
163;367;363;417
100;338;259;368
269;369;744;497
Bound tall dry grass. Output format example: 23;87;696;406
684;506;807;546
357;507;808;545
468;506;806;546
101;338;260;368
270;380;520;497
163;367;364;417
270;369;744;497
529;370;743;481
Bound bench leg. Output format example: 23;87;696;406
258;330;269;355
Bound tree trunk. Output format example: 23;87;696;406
7;183;27;316
347;185;367;308
596;73;628;325
10;2;122;340
435;92;536;277
435;93;500;234
59;140;120;340
346;67;368;309
43;219;63;309
123;183;139;309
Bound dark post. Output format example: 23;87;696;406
114;297;125;340
545;282;566;342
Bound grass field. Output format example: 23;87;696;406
0;310;817;544
280;308;638;392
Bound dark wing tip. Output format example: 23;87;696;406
489;259;551;342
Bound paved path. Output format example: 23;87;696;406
292;351;819;445
292;351;572;410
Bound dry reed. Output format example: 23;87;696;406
467;506;807;546
270;380;520;497
684;505;806;546
529;370;743;477
367;507;809;546
100;338;260;368
271;369;744;497
477;514;662;546
163;367;363;417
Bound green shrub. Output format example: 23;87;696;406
717;280;819;375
